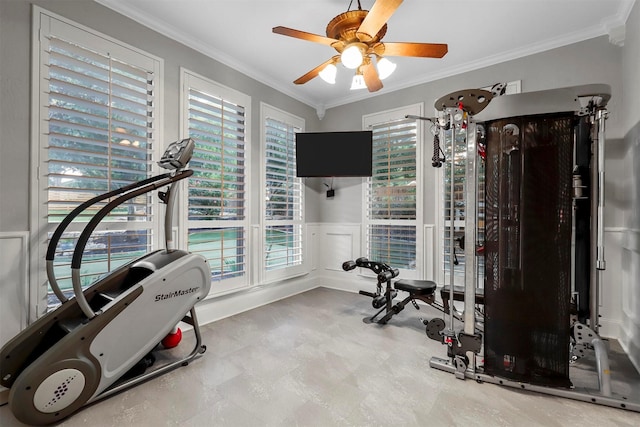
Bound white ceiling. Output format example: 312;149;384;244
96;0;633;111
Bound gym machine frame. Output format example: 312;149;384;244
424;85;640;412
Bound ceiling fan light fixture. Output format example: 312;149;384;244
350;73;366;90
376;57;396;80
341;44;365;69
273;0;448;94
319;63;337;84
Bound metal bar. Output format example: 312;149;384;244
430;356;639;412
405;114;434;122
46;260;67;303
593;337;612;396
589;109;607;332
596;109;607;273
464;123;477;335
164;179;179;252
447;117;456;333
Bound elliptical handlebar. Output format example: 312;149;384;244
45;173;172;303
71;137;197;318
70;170;193;320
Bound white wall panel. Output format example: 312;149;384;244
620;229;640;371
424;224;435;281
321;224;361;272
0;232;29;347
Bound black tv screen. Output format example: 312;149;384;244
295;131;373;177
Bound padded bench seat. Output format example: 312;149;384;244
395;279;437;296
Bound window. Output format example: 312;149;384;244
32;8;162;310
261;104;305;282
180;69;251;294
363;104;423;278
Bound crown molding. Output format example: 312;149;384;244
96;0;635;113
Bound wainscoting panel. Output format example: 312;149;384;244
0;232;29;347
424;224;435;281
622;229;639;322
619;228;640;372
306;224;321;272
321;224;361;272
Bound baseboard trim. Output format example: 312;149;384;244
598;317;622;341
196;275;319;326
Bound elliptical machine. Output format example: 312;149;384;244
0;138;212;425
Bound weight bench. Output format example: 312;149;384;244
344;258;485;327
343;258;439;325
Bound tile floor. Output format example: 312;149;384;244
1;287;639;426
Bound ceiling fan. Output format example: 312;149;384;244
272;0;448;92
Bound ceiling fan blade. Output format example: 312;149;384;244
293;57;337;85
356;0;404;42
273;26;340;47
382;42;448;58
362;63;383;92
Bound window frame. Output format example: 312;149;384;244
30;6;164;317
179;68;252;296
260;103;306;283
362;103;424;280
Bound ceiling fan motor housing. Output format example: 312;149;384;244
326;10;387;50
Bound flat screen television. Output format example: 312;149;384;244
295;131;373;177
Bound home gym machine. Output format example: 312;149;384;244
423;84;640;412
0;138;212;425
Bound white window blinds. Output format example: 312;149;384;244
263;110;304;274
187;89;246;222
34;10;162;307
364;105;423;275
47;37;155;222
182;71;250;291
368;118;418;220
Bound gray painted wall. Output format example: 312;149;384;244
619;0;640;368
622;0;640;232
